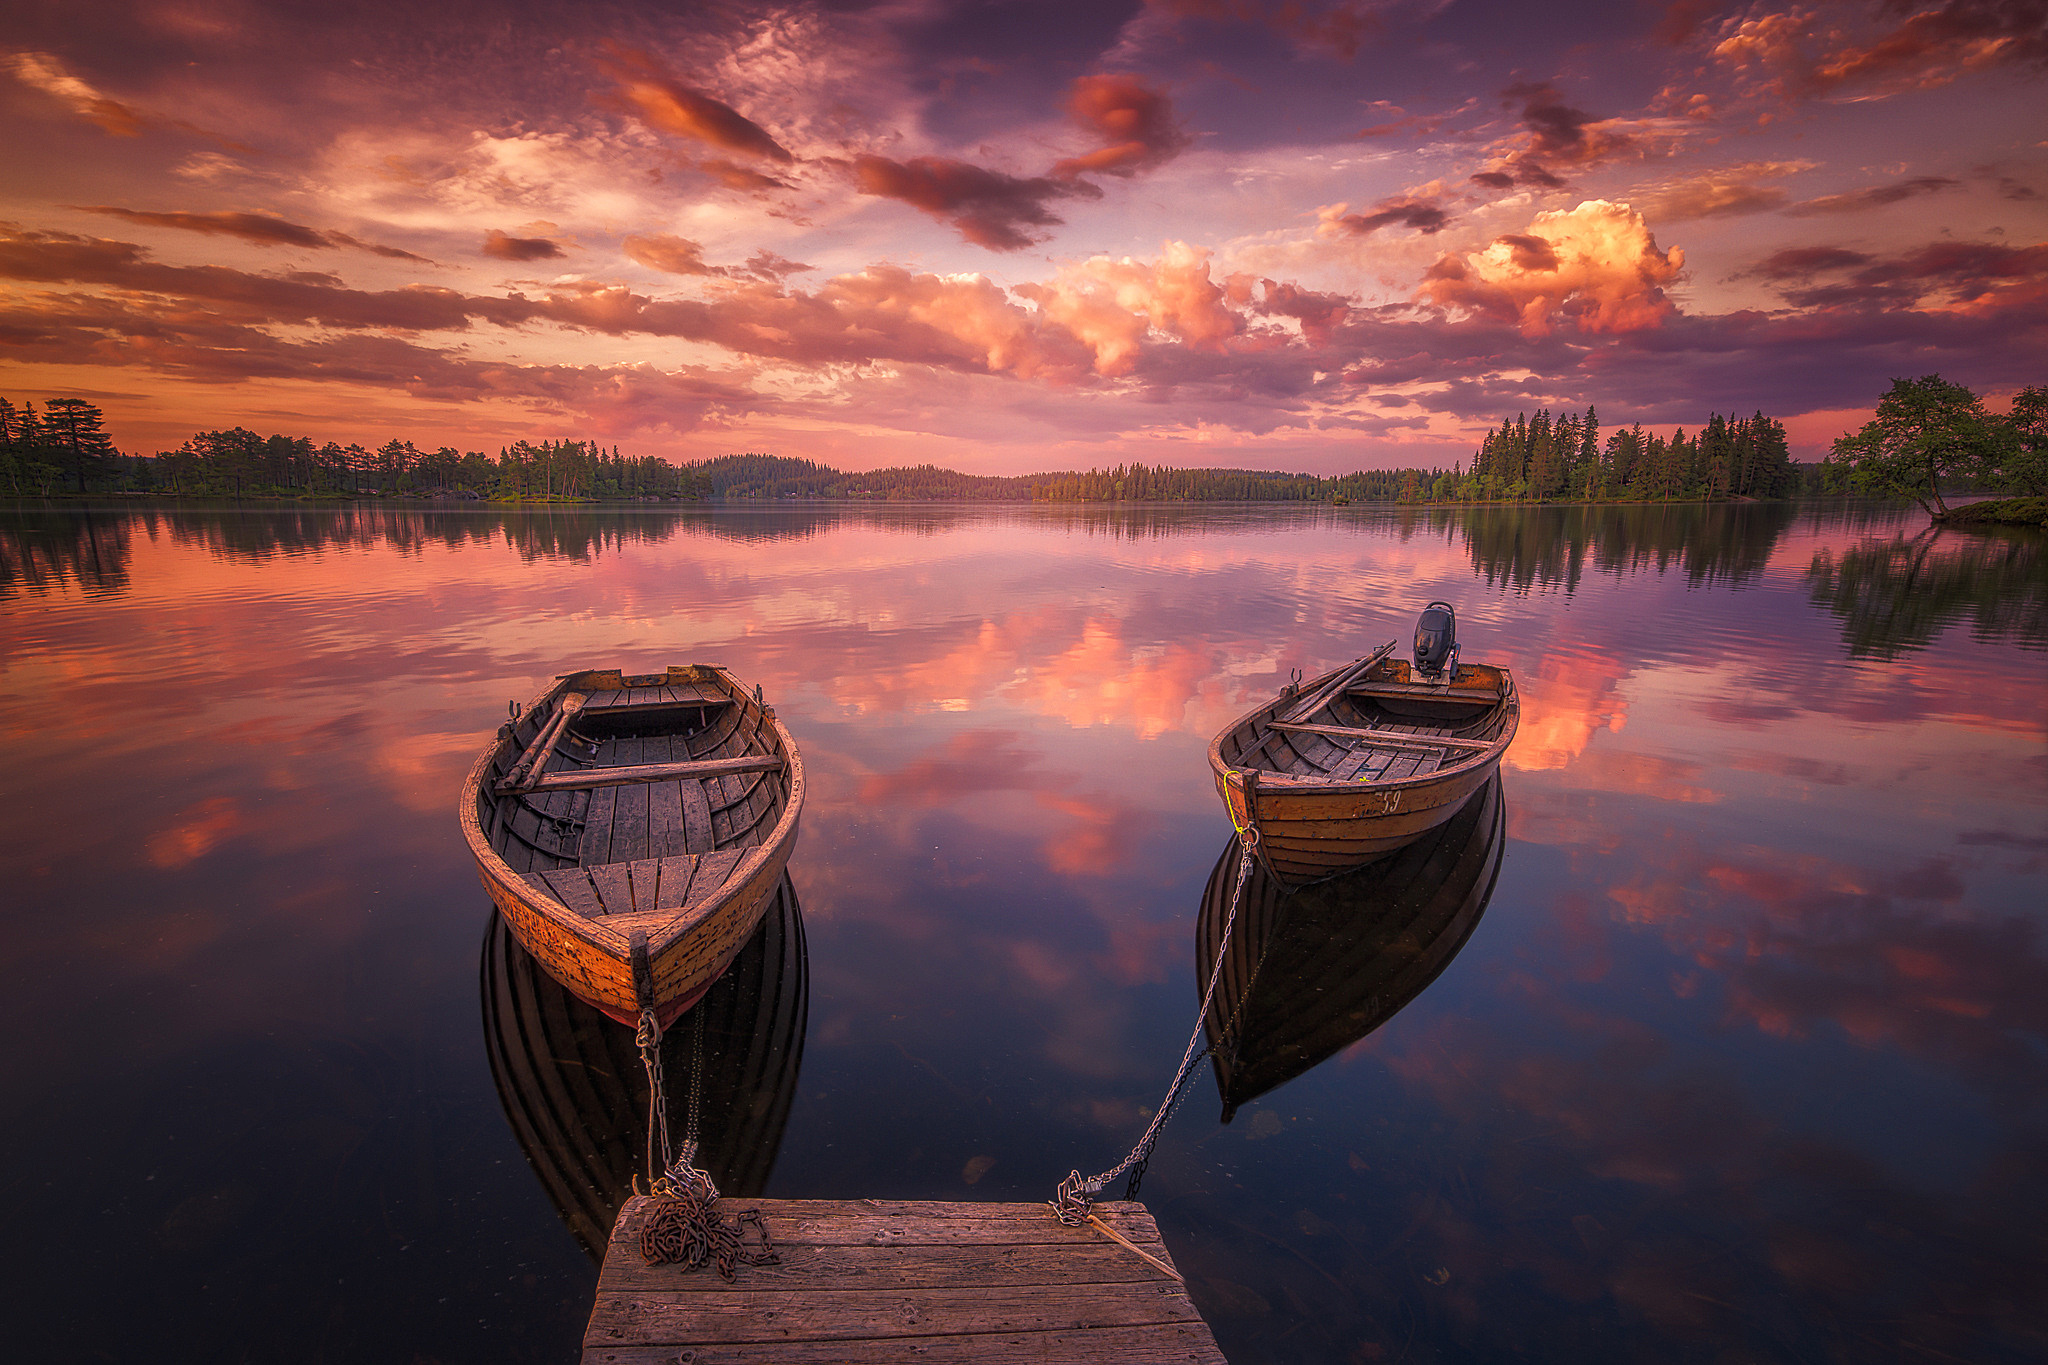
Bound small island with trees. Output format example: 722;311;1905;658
3;376;2040;523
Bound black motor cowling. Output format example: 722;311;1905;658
1413;601;1457;678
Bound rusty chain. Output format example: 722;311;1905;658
634;1004;778;1279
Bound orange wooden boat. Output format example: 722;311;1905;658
1209;604;1517;886
459;664;803;1029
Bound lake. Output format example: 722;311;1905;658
2;500;2043;1363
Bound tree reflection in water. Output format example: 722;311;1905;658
1807;527;2047;658
0;508;132;596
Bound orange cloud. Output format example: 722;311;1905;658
1419;200;1685;336
622;232;714;275
1052;74;1190;180
5;50;247;151
1009;618;1225;738
8;51;147;136
811;603;1236;741
599;47;793;163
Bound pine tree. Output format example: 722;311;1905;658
1578;406;1601;499
42;398;117;492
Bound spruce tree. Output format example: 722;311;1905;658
42;398;117;492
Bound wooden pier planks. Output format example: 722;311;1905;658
582;1197;1227;1365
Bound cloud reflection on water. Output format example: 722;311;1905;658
1;501;2043;1363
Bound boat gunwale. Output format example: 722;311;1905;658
458;665;807;962
1206;658;1519;795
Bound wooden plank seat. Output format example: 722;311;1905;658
522;847;748;919
576;681;730;709
579;697;734;719
1268;721;1496;753
513;754;785;795
1346;680;1503;704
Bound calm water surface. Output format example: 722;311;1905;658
2;501;2044;1363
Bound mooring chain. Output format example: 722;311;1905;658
636;1008;674;1189
635;1005;779;1280
680;1005;707;1169
640;1175;778;1283
1052;825;1261;1227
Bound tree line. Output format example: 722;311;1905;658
10;382;2037;507
0;400;712;501
1462;408;1799;502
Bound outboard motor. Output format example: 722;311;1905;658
1413;601;1458;680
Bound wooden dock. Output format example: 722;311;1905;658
581;1196;1227;1363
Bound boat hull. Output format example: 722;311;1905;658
1209;657;1516;886
459;664;804;1028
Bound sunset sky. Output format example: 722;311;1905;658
4;0;2044;472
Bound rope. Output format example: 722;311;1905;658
1051;822;1261;1227
634;1006;780;1280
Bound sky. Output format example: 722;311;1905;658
3;0;2044;474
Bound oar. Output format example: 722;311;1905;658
500;694;585;792
1280;641;1396;724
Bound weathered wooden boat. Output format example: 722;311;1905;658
460;664;803;1029
1199;773;1504;1121
1209;603;1516;885
481;876;807;1261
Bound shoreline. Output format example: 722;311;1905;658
3;491;1912;510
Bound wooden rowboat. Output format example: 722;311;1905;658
1198;774;1504;1121
481;876;807;1261
1209;636;1516;886
459;664;803;1029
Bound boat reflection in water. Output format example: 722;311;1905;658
480;872;808;1261
1198;775;1504;1122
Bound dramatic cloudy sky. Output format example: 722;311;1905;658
4;0;2044;471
